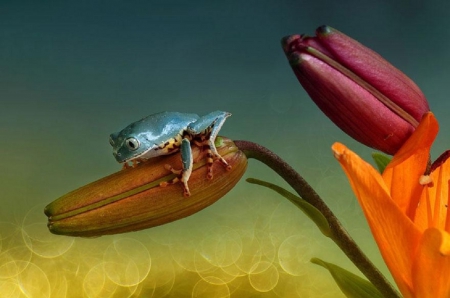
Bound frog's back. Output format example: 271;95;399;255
130;112;198;144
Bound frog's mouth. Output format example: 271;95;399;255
118;146;160;168
117;139;183;169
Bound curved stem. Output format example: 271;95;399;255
235;140;400;298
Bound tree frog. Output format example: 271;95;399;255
109;111;232;196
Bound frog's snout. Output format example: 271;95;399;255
112;150;122;160
109;133;119;147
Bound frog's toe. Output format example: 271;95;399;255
164;164;182;175
160;175;190;197
183;185;191;197
207;169;214;180
160;177;179;188
216;155;231;170
161;164;192;197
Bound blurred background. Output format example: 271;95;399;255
2;0;449;296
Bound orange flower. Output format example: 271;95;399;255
332;112;450;298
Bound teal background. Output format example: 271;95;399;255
2;1;450;296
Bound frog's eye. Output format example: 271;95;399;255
125;137;140;151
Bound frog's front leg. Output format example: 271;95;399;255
161;138;193;197
179;138;193;197
122;159;142;169
187;111;232;179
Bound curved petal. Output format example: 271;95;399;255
415;157;450;232
382;112;439;218
412;228;450;297
332;142;421;297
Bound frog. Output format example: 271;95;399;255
109;111;232;197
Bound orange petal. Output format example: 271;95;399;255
415;158;450;232
412;228;450;297
332;142;421;297
382;112;439;218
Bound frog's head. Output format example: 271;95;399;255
109;123;160;164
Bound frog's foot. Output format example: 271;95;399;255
121;159;143;169
215;154;232;171
209;154;232;179
160;164;191;197
194;140;231;180
163;164;182;175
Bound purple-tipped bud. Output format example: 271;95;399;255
282;25;430;155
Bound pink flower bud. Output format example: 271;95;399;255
282;25;430;155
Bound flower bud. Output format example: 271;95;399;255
282;25;429;155
45;137;247;237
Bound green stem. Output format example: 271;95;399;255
234;140;401;298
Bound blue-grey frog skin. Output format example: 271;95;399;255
109;111;232;197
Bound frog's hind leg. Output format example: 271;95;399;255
188;111;232;179
200;142;231;180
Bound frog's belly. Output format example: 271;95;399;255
156;137;183;155
137;135;184;161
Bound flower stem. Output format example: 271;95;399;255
235;140;401;298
